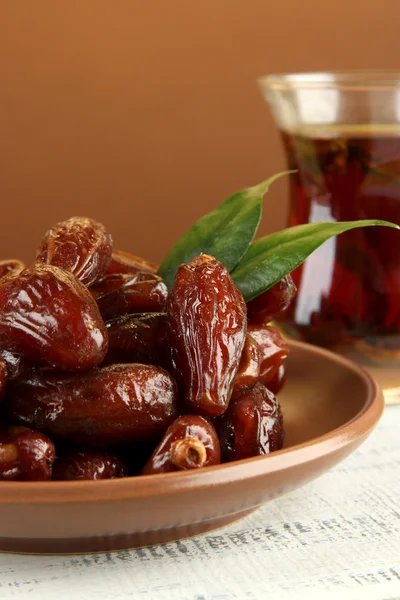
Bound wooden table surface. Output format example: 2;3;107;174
0;406;399;600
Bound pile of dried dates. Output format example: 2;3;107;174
0;216;295;481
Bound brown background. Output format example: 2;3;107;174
1;1;399;264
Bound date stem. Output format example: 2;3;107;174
170;438;207;470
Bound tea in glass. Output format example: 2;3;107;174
259;72;400;398
283;124;400;359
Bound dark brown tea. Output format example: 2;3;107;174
279;125;400;362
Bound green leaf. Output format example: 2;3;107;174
157;171;294;289
232;220;400;302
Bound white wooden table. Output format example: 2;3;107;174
1;406;399;600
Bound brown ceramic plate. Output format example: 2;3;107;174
0;341;382;554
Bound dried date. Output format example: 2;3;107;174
104;312;171;368
106;250;157;276
0;264;108;371
233;333;260;392
168;255;247;417
90;273;134;299
6;364;179;446
0;350;32;381
247;324;288;386
266;364;286;395
96;273;168;320
216;383;284;462
36;216;113;286
0;356;7;401
0;425;55;481
247;274;296;324
0;259;25;279
53;450;128;480
142;415;220;474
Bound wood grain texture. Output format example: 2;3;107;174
0;407;399;599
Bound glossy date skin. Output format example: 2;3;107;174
246;274;296;325
266;364;286;395
53;450;128;480
0;425;55;481
247;324;288;386
216;383;284;462
168;255;247;417
0;350;32;381
233;333;261;392
0;356;7;401
0;259;25;279
104;312;171;368
142;415;220;474
0;264;108;371
233;326;288;393
36;216;113;286
6;364;179;447
90;273;135;298
95;273;168;320
106;250;157;276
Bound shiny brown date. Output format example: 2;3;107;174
142;415;220;474
0;350;31;381
6;364;179;446
90;273;134;299
168;255;247;417
216;383;284;462
0;425;55;481
246;274;296;325
104;312;171;369
233;333;260;392
53;450;128;480
96;272;168;320
247;325;288;386
0;264;108;371
0;356;7;401
266;364;286;395
0;259;25;279
106;250;157;276
36;216;113;286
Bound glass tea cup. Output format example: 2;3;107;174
258;71;400;402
